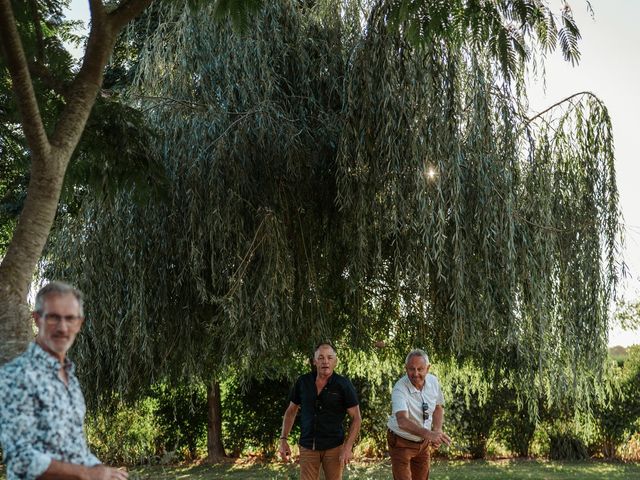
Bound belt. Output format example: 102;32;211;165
388;429;424;444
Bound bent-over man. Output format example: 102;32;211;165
0;281;128;480
279;342;362;480
387;349;451;480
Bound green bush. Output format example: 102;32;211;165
222;376;293;457
86;397;160;465
351;376;393;458
525;423;549;457
549;432;588;460
153;383;208;460
492;401;537;457
592;346;640;458
78;350;639;464
446;389;495;459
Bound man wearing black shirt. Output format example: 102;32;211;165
278;343;361;480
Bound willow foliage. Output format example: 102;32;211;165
46;0;621;407
335;2;620;405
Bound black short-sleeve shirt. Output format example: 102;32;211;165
290;372;359;451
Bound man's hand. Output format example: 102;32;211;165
278;439;292;462
425;429;451;447
86;465;129;480
278;403;299;463
339;445;354;467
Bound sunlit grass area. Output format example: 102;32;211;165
124;459;640;479
432;459;640;480
2;459;640;479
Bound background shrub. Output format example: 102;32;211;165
153;383;208;460
74;348;639;463
86;397;160;465
491;393;537;457
591;346;640;457
619;431;640;461
446;388;496;459
351;375;394;458
221;376;293;457
549;432;589;460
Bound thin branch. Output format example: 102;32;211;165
0;0;51;161
525;91;595;125
210;108;265;146
513;213;572;233
132;94;209;110
225;212;271;299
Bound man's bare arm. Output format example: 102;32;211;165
38;460;128;480
431;404;444;432
395;411;450;445
339;405;362;465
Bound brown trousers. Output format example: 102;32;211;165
299;445;343;480
387;430;431;480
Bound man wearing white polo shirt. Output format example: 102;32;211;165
387;349;451;479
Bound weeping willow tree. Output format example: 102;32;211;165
47;0;620;434
334;2;621;406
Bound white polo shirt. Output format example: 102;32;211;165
387;373;445;442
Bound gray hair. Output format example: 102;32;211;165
34;281;84;316
405;348;430;366
314;342;337;358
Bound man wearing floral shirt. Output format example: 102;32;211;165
0;282;127;480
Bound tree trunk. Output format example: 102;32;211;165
603;438;617;459
0;0;153;366
0;291;32;364
206;379;226;463
0;148;69;364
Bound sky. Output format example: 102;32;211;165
65;0;640;346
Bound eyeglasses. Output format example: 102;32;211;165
422;401;430;422
42;312;83;326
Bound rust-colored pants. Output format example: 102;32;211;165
387;430;431;480
299;445;343;480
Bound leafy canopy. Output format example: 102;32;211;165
46;0;620;410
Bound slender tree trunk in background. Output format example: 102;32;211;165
603;438;616;459
207;379;226;462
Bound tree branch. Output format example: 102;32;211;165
49;0;153;155
89;0;108;22
525;91;595;125
109;0;155;31
0;0;51;161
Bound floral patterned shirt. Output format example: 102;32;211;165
0;342;100;479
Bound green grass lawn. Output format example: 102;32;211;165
2;459;640;479
126;458;640;479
